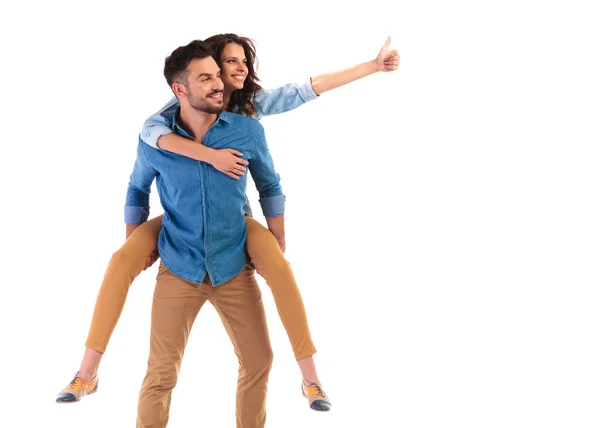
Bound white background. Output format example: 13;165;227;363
0;0;599;427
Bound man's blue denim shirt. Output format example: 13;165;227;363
125;110;285;286
139;80;317;216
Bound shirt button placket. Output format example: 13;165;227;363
201;129;212;281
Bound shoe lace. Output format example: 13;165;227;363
308;382;326;397
65;376;83;390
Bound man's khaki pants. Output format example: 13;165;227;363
136;262;273;428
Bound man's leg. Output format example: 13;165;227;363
137;262;211;428
210;265;273;428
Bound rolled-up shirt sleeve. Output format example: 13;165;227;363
125;138;158;224
248;124;285;217
258;195;285;217
140;96;179;148
253;79;318;119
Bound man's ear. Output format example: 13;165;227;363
172;82;187;99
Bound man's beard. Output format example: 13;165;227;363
189;90;224;114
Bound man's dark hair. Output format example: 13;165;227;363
164;40;214;87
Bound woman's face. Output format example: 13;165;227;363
219;42;248;92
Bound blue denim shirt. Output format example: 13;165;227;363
139;79;317;215
125;111;285;286
141;79;317;146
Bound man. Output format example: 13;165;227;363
127;40;283;428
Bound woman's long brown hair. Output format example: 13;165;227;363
204;33;263;117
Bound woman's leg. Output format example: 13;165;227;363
56;216;163;403
245;216;331;411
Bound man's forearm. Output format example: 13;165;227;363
265;215;285;253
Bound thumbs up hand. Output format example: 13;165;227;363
376;36;400;72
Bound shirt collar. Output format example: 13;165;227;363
170;108;233;138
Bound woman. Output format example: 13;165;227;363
56;34;399;411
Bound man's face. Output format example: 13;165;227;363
179;57;224;114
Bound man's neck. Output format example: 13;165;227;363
178;107;218;143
